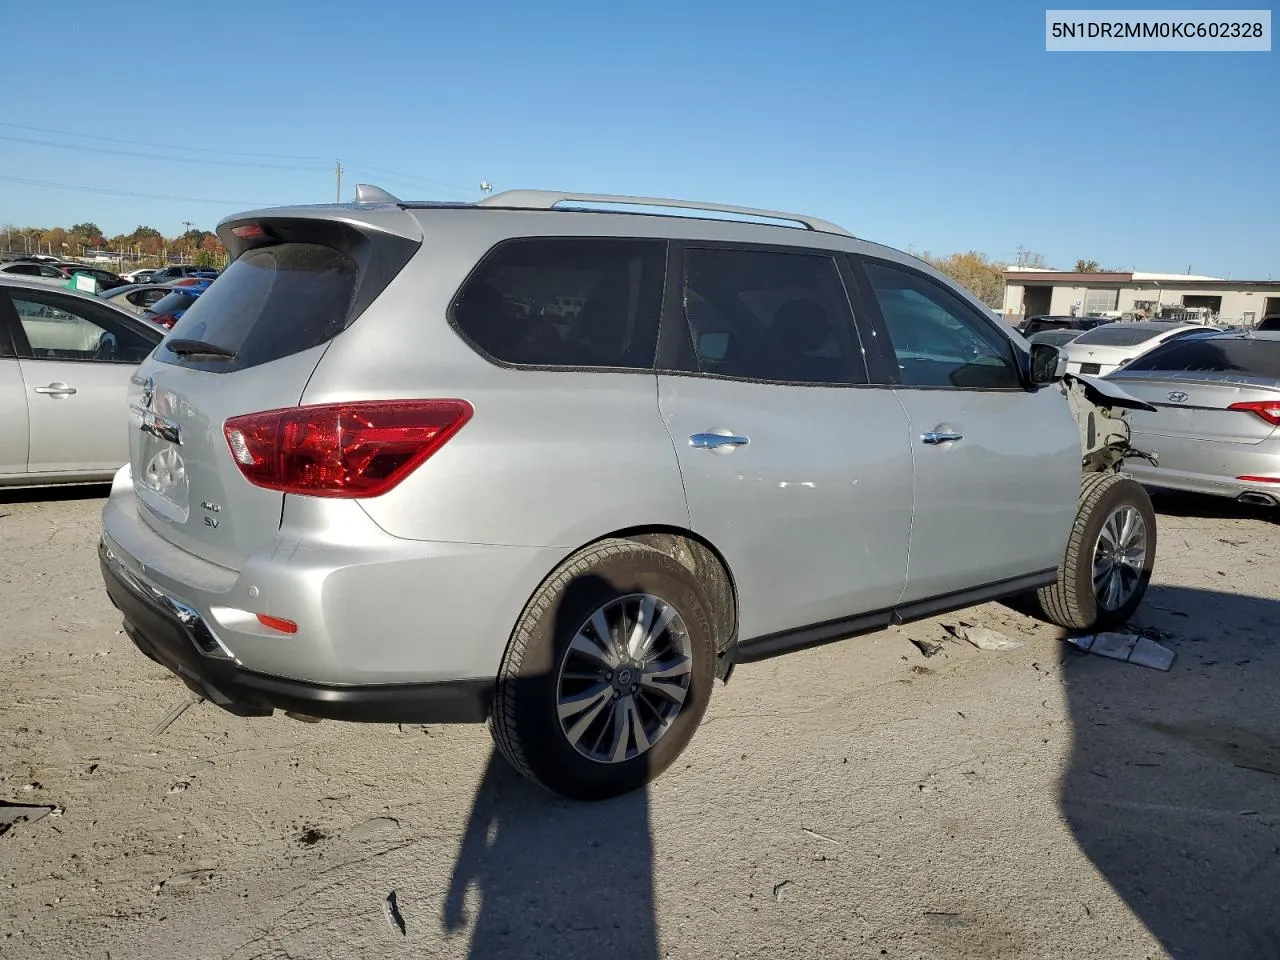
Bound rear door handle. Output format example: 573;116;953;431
921;431;962;445
690;432;750;451
34;382;77;397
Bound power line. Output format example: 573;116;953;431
0;133;328;172
346;162;473;195
0;175;266;206
0;120;329;162
0;119;476;197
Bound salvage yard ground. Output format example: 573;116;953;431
1;487;1278;960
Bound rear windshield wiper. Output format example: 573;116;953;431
165;338;237;360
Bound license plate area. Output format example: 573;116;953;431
1079;362;1101;374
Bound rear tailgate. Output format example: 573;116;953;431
128;208;422;570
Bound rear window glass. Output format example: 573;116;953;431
157;243;356;372
451;238;665;369
147;291;200;315
1073;325;1180;347
1124;337;1280;378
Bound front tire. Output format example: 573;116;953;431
1036;473;1156;632
490;539;717;801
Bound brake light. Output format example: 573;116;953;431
1228;400;1280;426
256;614;298;634
232;224;265;239
223;400;473;498
1237;475;1280;484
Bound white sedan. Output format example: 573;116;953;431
0;276;165;487
1060;321;1202;377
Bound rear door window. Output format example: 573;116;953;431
1123;337;1280;378
679;247;865;385
451;238;666;369
156;243;358;372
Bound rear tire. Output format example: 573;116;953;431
489;539;717;801
1035;473;1156;632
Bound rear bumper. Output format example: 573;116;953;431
1125;430;1280;502
100;537;493;722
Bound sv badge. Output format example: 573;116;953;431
204;516;220;528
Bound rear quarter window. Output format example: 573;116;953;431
156;243;357;372
450;237;666;369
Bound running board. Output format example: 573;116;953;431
730;569;1058;665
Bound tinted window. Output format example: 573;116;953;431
1123;337;1280;379
453;238;665;369
5;264;40;276
157;243;357;372
146;291;200;316
8;291;158;363
1073;324;1183;347
863;262;1020;388
127;288;169;308
681;248;864;385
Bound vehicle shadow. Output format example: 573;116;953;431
1061;583;1280;959
1148;488;1277;523
0;482;111;505
442;571;661;960
442;751;657;960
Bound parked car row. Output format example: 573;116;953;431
100;280;212;328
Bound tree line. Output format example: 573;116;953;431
2;222;228;268
917;251;1118;309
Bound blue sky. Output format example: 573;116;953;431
1;1;1276;276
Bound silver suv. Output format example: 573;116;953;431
98;188;1157;800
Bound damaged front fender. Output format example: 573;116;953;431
1061;373;1158;473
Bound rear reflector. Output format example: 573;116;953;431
224;399;473;498
1238;475;1280;484
1228;400;1280;426
256;613;298;634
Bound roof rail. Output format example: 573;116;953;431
478;190;851;236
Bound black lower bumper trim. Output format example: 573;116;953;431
99;540;493;724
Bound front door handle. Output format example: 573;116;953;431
921;431;962;445
690;432;750;451
34;382;77;397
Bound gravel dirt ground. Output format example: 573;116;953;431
1;486;1277;960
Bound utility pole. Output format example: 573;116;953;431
335;161;343;202
182;221;194;264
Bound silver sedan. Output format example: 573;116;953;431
0;276;164;487
1107;330;1280;507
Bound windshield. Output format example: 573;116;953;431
1073;324;1182;347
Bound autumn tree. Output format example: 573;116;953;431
1075;259;1102;272
920;250;1007;308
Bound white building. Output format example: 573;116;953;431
1002;268;1280;326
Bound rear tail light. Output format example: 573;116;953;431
1228;400;1280;426
1237;475;1280;484
223;400;473;498
150;313;179;329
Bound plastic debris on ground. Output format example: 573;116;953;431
911;637;945;658
1066;632;1175;671
944;624;1025;651
0;803;57;837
